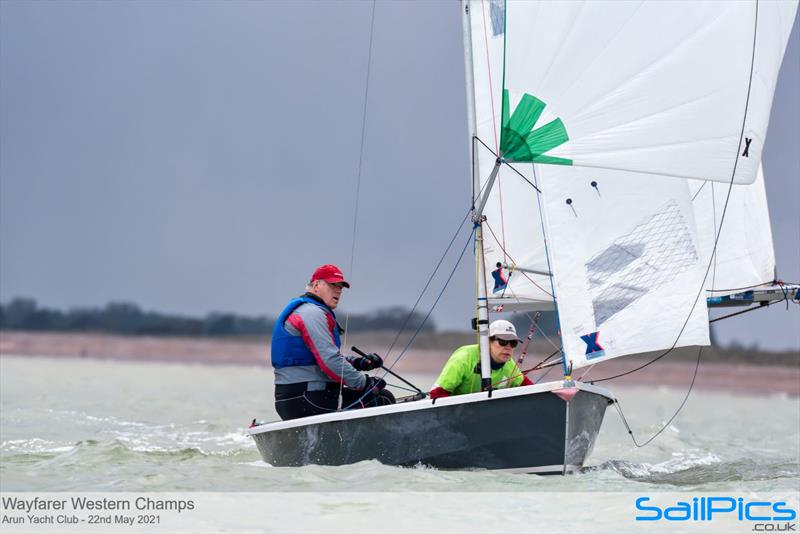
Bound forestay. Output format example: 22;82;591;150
690;165;776;295
500;0;798;184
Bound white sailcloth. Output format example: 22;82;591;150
463;1;795;368
690;165;776;296
537;166;711;370
501;0;798;184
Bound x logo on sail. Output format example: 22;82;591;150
580;331;606;360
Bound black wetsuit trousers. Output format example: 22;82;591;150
274;382;395;421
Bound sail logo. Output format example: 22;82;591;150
635;496;798;525
500;90;571;165
580;331;605;359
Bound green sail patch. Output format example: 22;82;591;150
500;90;571;165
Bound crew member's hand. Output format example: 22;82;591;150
351;353;384;371
363;375;386;393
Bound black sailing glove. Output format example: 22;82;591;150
362;375;386;393
350;357;372;371
365;352;383;369
350;353;384;371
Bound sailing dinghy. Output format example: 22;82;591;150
250;0;799;474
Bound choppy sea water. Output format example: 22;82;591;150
1;355;798;495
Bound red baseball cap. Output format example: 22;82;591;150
310;264;350;288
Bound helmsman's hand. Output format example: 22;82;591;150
365;352;383;370
350;353;383;371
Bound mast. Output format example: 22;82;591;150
462;0;492;391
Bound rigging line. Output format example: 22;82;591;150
529;161;568;377
515;312;541;367
386;226;476;370
709;301;777;323
485;263;561;352
711;181;718;291
387;382;424;394
594;0;761;384
384;176;494;361
383;206;473;361
614;346;703;448
493;348;561;389
345;0;376;273
473;136;541;193
578;364;596;382
533;361;559;384
341;227;477;411
492;281;562;353
690;180;707;201
340;0;377;406
483;220;553;296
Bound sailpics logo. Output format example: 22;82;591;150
580;331;605;360
635;496;798;530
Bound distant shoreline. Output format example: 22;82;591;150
1;330;798;396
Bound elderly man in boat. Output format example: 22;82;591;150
430;320;533;399
271;264;394;420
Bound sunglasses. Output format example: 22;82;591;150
494;338;518;348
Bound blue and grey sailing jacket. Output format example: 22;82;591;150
271;294;365;389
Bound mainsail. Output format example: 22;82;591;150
464;0;797;371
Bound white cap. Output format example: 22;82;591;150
489;319;521;342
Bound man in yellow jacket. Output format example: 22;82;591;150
429;319;533;399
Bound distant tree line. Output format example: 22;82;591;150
0;298;435;337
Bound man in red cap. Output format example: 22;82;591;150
270;264;394;420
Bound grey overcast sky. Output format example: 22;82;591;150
1;1;798;350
